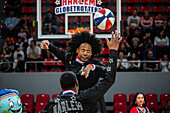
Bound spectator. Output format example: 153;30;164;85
15;37;24;50
128;52;141;71
26;40;42;71
126;9;140;37
128;38;143;60
160;54;170;72
2;42;12;61
44;11;57;34
17;27;27;42
1;11;19;38
150;108;157;113
13;45;25;61
130;92;149;113
143;50;160;72
0;53;11;72
154;13;165;35
165;16;170;37
162;99;170;113
154;29;170;58
22;104;30;113
143;41;157;60
0;35;3;54
141;10;153;36
6;0;21;17
28;31;40;46
117;51;128;71
44;23;56;34
118;43;128;58
126;27;143;49
19;14;31;34
13;54;25;72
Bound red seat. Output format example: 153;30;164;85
52;94;59;100
93;26;98;33
21;94;34;105
22;102;34;113
59;26;65;34
113;7;124;13
73;16;79;23
36;94;50;103
114;110;128;113
23;0;34;4
57;60;64;66
60;41;68;44
43;58;55;66
49;0;56;3
41;0;46;3
145;93;158;103
10;37;15;44
48;7;54;13
59;16;65;23
126;6;137;13
80;17;85;23
147;101;159;113
113;0;124;3
152;0;163;3
166;6;170;13
115;16;125;22
100;58;109;65
139;6;151;13
29;70;39;72
35;102;48;112
165;0;170;3
114;26;125;33
22;7;33;13
86;17;90;22
35;7;46;13
101;48;110;55
114;93;127;103
126;0;137;3
43;70;54;72
114;102;127;111
129;93;135;109
100;28;112;33
102;0;111;3
152;6;164;13
160;93;170;109
139;0;150;3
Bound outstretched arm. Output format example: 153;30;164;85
40;40;66;63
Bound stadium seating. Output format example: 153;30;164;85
43;58;55;66
22;7;33;13
126;0;137;4
115;16;125;22
22;101;34;113
101;48;110;55
80;17;85;23
57;60;64;66
52;94;59;100
139;0;150;3
59;26;65;33
36;94;50;103
48;7;54;13
114;93;127;103
152;0;163;3
129;93;135;109
139;6;151;13
102;0;111;3
160;93;170;109
113;0;124;3
57;70;66;72
43;70;54;72
23;0;34;4
166;6;170;13
35;102;48;113
73;16;79;23
126;6;137;13
49;0;56;3
113;7;124;13
147;101;159;113
152;6;164;13
21;94;34;105
114;110;128;113
93;26;98;33
34;7;46;13
145;93;158;103
100;28;112;33
165;0;170;3
29;70;39;72
114;102;127;111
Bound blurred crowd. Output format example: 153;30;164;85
0;0;170;72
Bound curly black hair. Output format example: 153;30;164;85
67;31;103;57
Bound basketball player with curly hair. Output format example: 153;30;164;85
41;31;107;112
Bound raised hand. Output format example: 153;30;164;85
105;31;122;50
40;40;49;49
